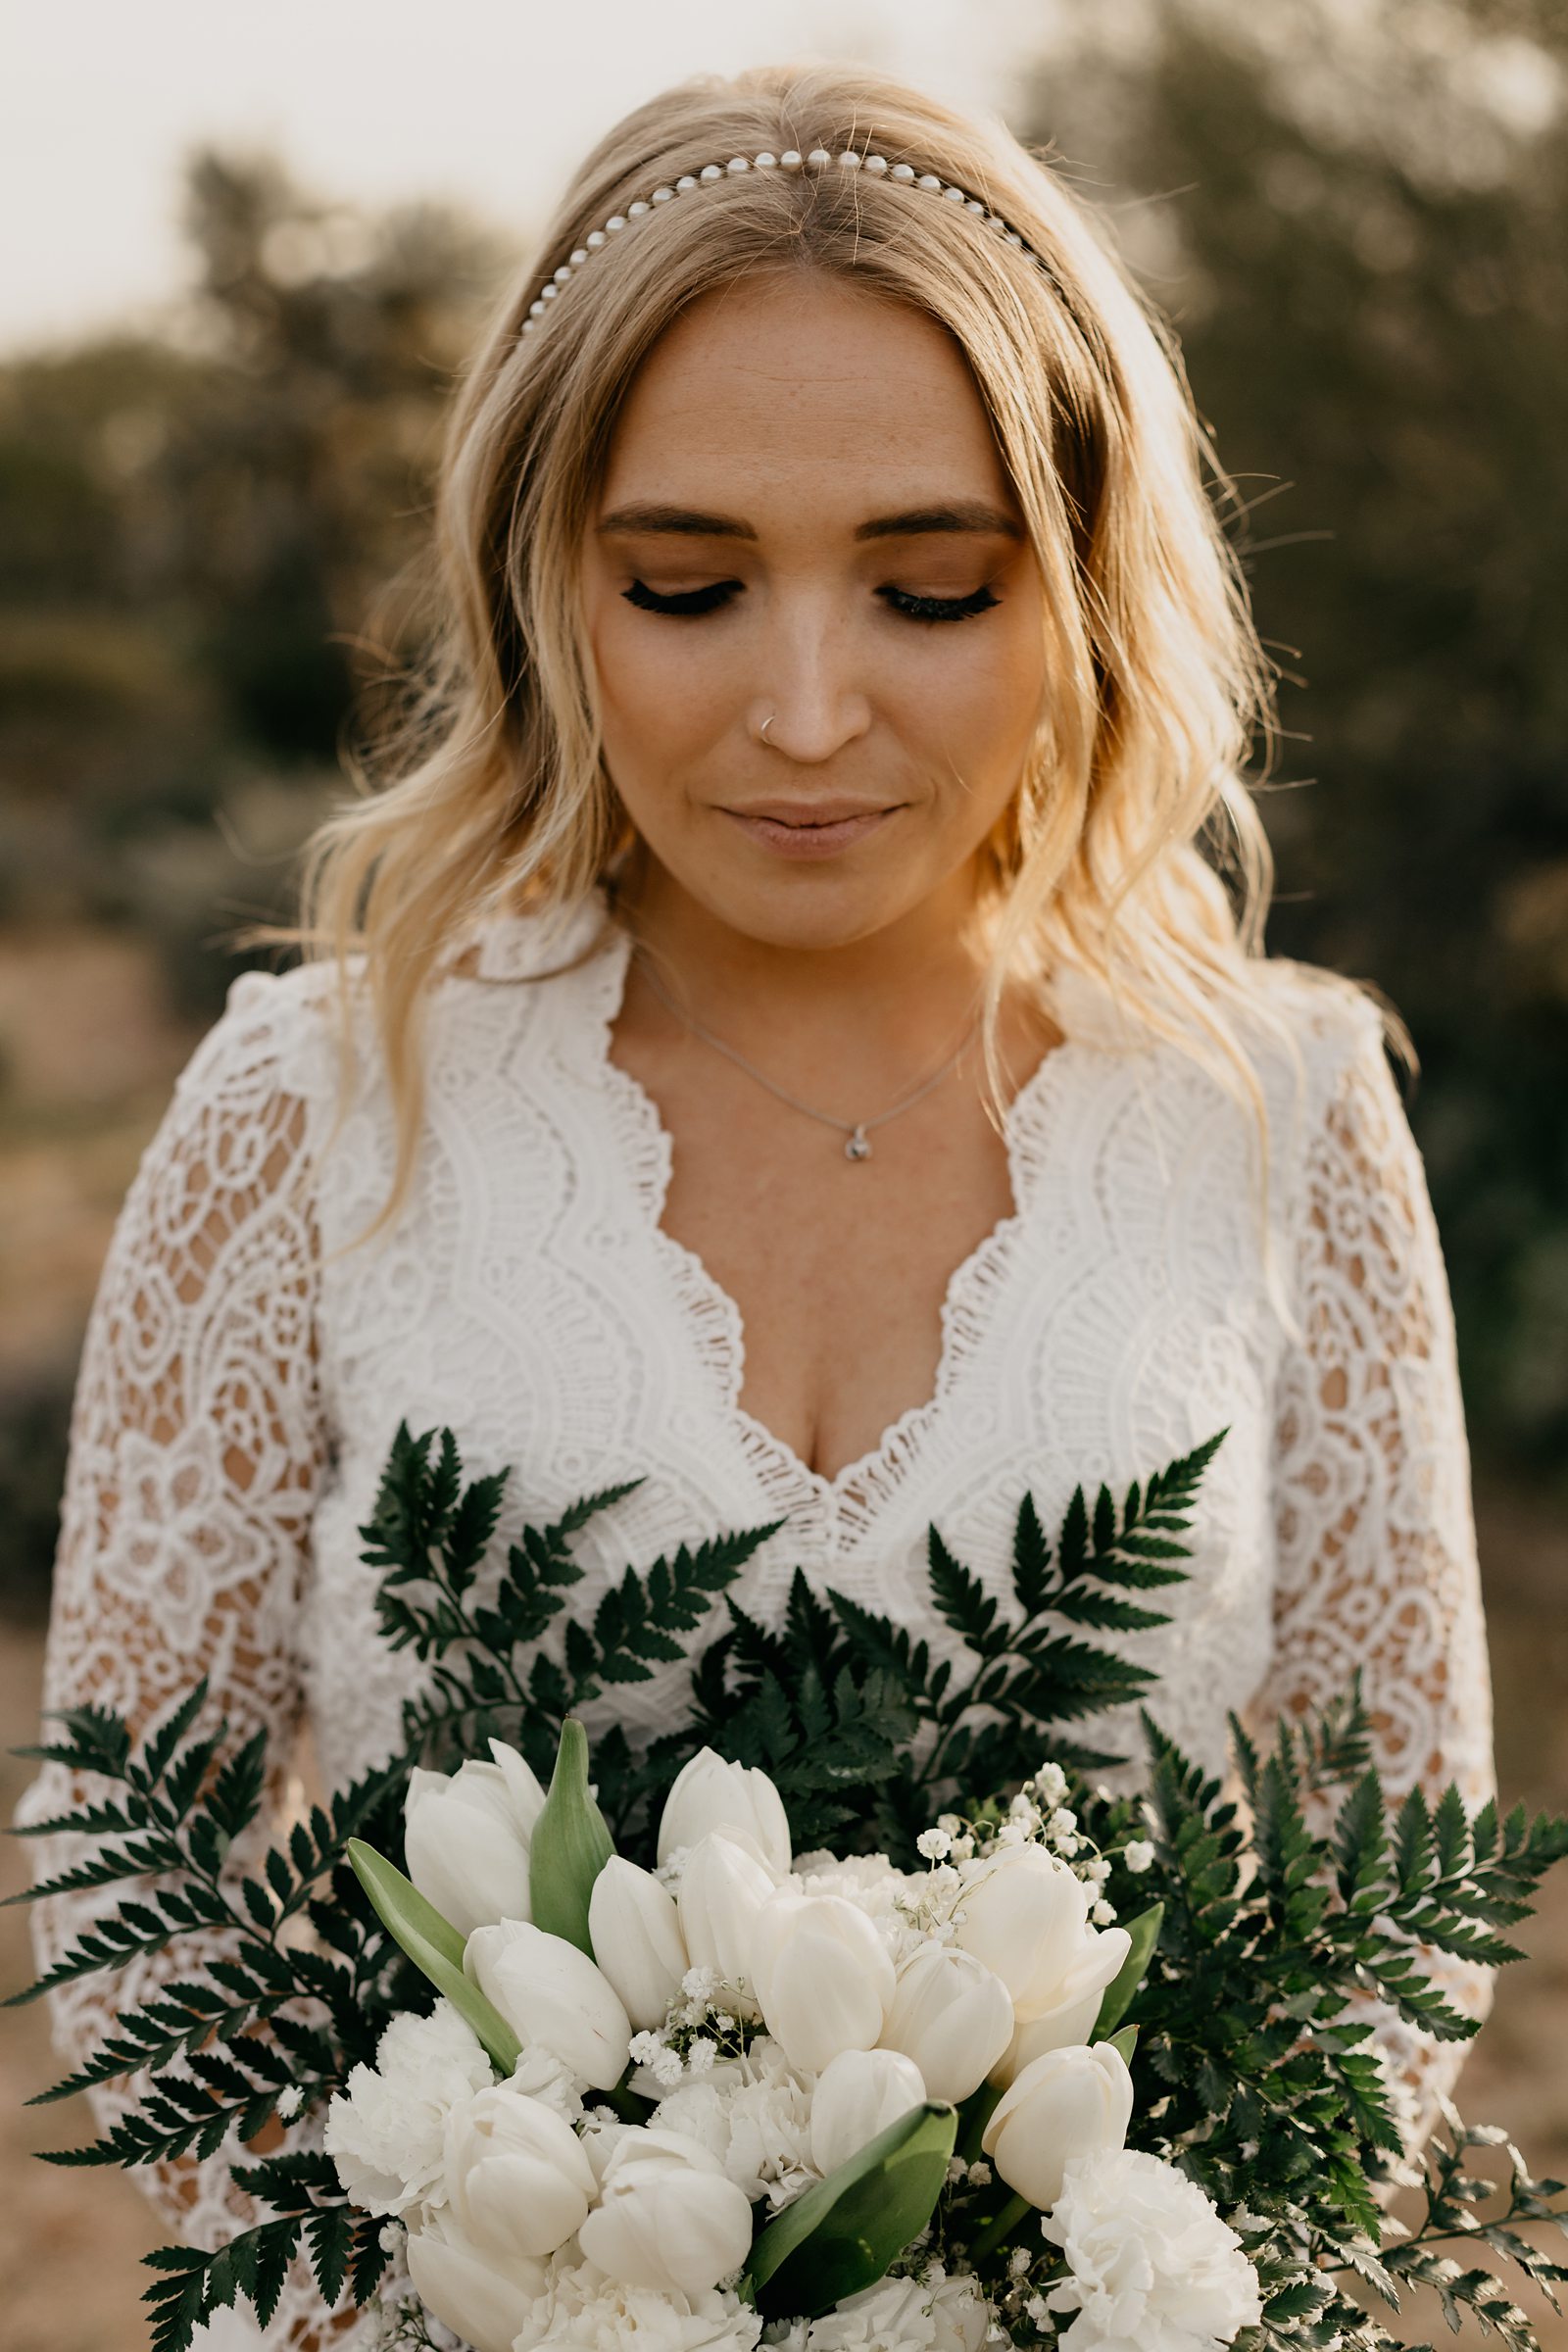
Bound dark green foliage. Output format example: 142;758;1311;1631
1069;1683;1568;2350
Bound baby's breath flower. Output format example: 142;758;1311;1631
950;1834;975;1863
681;1964;718;2001
967;2159;993;2186
1086;1855;1111;1884
1048;1808;1078;1839
1009;2246;1033;2276
1123;1838;1155;1873
377;2220;404;2254
1092;1898;1117;1925
686;2035;717;2074
1036;1763;1068;1807
917;1827;953;1861
651;2045;684;2086
1025;2292;1053;2328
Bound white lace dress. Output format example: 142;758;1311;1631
14;893;1497;2348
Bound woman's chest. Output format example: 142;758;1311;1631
299;965;1294;1799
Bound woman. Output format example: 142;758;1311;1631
17;59;1496;2350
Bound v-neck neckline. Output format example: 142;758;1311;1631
537;907;1116;1523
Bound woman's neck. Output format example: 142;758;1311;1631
609;848;1000;1075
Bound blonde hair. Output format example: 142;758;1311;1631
250;57;1410;1327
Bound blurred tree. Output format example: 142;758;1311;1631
1019;0;1568;1471
0;153;509;1008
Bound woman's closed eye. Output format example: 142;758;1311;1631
620;578;1002;624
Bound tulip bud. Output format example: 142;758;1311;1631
987;1925;1132;2088
402;1740;545;1938
980;2039;1133;2211
676;1829;777;2008
877;1942;1015;2103
465;1917;631;2090
658;1748;793;1874
405;2218;545;2352
809;2045;927;2178
748;1889;896;2075
588;1856;688;2031
443;2082;598;2261
949;1845;1097;2016
577;2125;756;2295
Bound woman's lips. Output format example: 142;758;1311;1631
720;804;901;860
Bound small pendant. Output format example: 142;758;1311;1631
845;1124;872;1161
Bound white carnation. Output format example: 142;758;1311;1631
510;2039;589;2126
1042;2147;1263;2352
790;1853;918;1921
653;2035;816;2209
807;2266;990;2352
322;1998;493;2217
520;2253;764;2352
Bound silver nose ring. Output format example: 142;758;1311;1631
760;712;775;744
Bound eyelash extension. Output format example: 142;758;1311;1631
622;578;738;616
620;579;1003;624
886;584;1001;624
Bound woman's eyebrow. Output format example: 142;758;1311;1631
595;500;1024;541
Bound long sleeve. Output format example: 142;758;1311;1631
10;967;357;2346
1246;982;1498;2163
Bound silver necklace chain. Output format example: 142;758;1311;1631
630;947;980;1162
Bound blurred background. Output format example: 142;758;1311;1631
1;0;1564;2343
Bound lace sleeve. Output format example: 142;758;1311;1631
10;968;358;2346
1247;983;1498;2162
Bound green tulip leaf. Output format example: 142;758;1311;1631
1104;2022;1139;2066
1093;1900;1163;2040
530;1717;615;1956
744;2099;957;2319
347;1838;520;2076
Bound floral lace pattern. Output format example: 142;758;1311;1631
13;896;1496;2346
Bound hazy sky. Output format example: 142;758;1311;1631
1;0;1053;353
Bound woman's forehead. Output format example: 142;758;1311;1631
598;276;1016;525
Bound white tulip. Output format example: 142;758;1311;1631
402;1738;546;1937
589;1855;689;2031
748;1889;896;2075
658;1747;793;1874
442;2082;597;2262
405;2214;545;2352
809;2045;927;2178
576;2125;757;2295
980;2039;1134;2212
465;1917;631;2090
988;1925;1132;2088
949;1845;1101;2017
877;1943;1015;2103
676;1829;778;2007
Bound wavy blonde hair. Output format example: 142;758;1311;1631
253;57;1409;1326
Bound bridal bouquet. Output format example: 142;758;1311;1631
11;1424;1568;2352
327;1718;1209;2352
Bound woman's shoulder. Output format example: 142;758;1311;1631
1236;952;1390;1073
172;956;357;1119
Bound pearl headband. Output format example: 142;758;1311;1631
519;144;1043;335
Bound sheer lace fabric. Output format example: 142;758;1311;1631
15;897;1496;2346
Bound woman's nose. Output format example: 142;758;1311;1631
751;607;873;763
